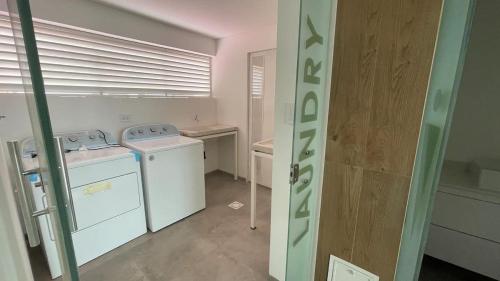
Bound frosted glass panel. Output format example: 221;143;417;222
286;0;336;280
395;0;475;280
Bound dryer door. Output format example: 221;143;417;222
72;173;141;230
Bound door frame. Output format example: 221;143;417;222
246;48;277;183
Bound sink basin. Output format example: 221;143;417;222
179;124;238;137
252;138;273;154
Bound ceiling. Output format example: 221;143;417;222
93;0;278;39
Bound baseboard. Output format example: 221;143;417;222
205;169;247;181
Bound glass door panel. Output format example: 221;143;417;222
6;0;79;280
248;49;276;187
286;0;337;280
395;0;475;280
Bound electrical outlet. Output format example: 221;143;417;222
119;114;132;123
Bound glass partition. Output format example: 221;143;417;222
395;0;475;280
6;0;80;280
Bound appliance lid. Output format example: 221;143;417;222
123;135;202;153
22;146;136;171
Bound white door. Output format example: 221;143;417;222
0;140;34;281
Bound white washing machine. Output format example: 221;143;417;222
122;124;206;232
21;130;147;279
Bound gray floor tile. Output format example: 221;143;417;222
29;171;271;281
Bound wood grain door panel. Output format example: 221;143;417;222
315;0;443;280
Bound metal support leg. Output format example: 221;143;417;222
250;150;256;230
234;131;238;180
249;150;273;230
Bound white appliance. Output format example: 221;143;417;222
21;130;147;279
426;161;500;280
122;124;205;232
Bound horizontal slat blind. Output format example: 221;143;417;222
251;65;264;96
0;13;211;97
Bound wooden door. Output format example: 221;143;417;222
315;0;443;280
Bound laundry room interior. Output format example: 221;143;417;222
7;0;499;281
0;0;286;280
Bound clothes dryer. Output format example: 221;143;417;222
21;130;146;279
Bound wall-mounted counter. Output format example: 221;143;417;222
180;124;238;180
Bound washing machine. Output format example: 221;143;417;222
21;130;147;279
122;124;206;232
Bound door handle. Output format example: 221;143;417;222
7;141;41;247
54;137;78;233
8;138;78;248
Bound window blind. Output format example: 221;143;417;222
251;65;264;97
0;13;211;97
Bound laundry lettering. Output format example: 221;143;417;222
293;14;324;247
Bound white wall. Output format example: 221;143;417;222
0;0;217;55
445;0;500;162
213;26;277;179
0;95;219;173
269;0;301;279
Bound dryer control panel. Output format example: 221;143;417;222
22;130;118;157
122;124;180;142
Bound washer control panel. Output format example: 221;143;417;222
122;124;179;141
22;130;118;157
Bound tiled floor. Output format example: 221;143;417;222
30;171;272;281
419;255;496;281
